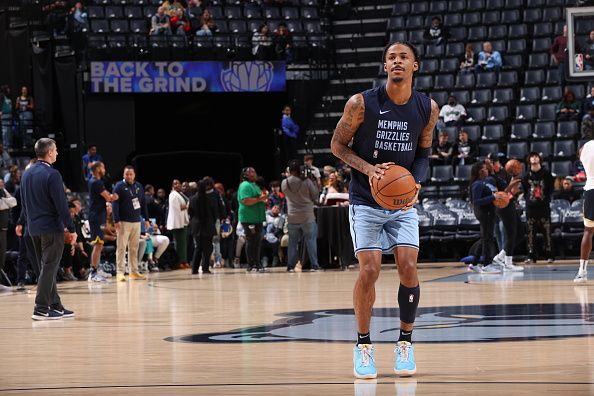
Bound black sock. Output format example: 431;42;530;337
357;332;371;345
398;329;412;343
90;267;97;274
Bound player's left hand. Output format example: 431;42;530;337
402;184;421;211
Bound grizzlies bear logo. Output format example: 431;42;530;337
166;304;594;344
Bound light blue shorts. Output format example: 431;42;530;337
348;204;419;256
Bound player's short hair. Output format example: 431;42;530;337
382;41;420;64
124;165;135;172
34;138;56;158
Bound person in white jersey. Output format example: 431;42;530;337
575;140;594;283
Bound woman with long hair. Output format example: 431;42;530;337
469;161;498;272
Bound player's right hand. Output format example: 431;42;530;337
367;162;395;186
111;193;119;201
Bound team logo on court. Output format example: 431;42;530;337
166;304;594;344
220;61;274;92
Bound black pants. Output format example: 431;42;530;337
526;212;553;259
191;234;214;273
496;203;518;256
31;232;66;312
16;233;39;283
242;222;263;270
474;206;497;265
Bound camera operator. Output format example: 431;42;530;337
281;159;320;272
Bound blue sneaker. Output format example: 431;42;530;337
394;341;416;376
32;308;63;321
353;344;377;379
52;306;75;318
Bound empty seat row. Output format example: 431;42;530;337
429;86;565;108
89;18;322;34
438;121;579;142
392;0;567;16
88;4;319;20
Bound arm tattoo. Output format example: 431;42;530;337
330;94;370;174
419;99;439;149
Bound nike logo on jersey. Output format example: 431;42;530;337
379;110;390;115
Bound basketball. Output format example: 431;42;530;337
370;165;417;210
505;159;523;177
493;191;510;208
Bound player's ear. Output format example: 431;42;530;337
383;62;388;73
413;61;419;72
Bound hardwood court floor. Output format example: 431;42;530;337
1;261;594;395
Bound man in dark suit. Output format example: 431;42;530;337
21;138;77;320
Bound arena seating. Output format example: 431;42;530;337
84;0;330;62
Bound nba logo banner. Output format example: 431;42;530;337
89;61;286;93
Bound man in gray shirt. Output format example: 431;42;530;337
281;159;320;272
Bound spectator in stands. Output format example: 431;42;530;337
303;154;322;188
43;0;69;36
281;160;319;272
150;6;172;36
145;184;165;228
522;152;554;264
16;86;34;149
281;104;299;164
267;180;286;212
0;85;12;151
5;165;20;194
475;41;502;72
556;89;582;121
582;107;594;139
584;86;594;113
196;9;217;36
319;171;348;206
252;23;274;60
186;0;203;19
553;176;580;202
468;161;498;271
459;44;476;74
438;95;466;128
274;22;293;63
261;204;285;268
430;131;453;166
167;179;190;269
70;2;88;32
170;8;190;35
452;130;477;166
423;16;448;46
573;145;587;182
551;25;568;88
81;144;103;182
238;167;267;272
584;30;594;70
144;218;167;272
0;144;11;171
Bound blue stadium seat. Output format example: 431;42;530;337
463;125;481;141
508;23;528;38
129;19;147;33
462;12;481;26
507;142;528;159
410;1;429;14
487;107;508;123
468;26;487;41
501;9;520;23
492;88;514;104
88;6;105;18
440;58;460;73
444;15;463;29
456;73;475;89
448;0;465;12
524;70;545;86
557;121;578;138
281;7;300;20
520;87;541;103
533;22;553;37
430;91;449;106
454;164;472;181
430;0;448;13
553;140;575;158
488;25;507;39
479;143;499;157
105;5;123;18
511;123;532;140
471;89;492;105
538;103;558;121
507;38;526;54
482;10;501;25
243;5;261;19
466;107;486;123
523;8;542;23
482;124;504;140
533;121;555;139
497;71;517;87
476;72;497;88
533;37;551;52
530;141;552;158
445;42;464;57
551;161;573;177
431;165;454;182
434;74;454;90
392;3;410;15
516;104;536;120
452;90;470;106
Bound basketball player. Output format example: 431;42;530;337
87;161;118;282
330;41;438;378
575;140;594;283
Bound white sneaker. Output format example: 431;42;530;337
482;264;503;274
574;270;588;283
88;272;107;282
214;261;221;269
97;269;112;278
468;264;484;273
502;262;524;272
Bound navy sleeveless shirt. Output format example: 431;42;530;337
349;85;431;207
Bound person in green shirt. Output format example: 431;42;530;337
237;167;268;272
556;89;582;121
